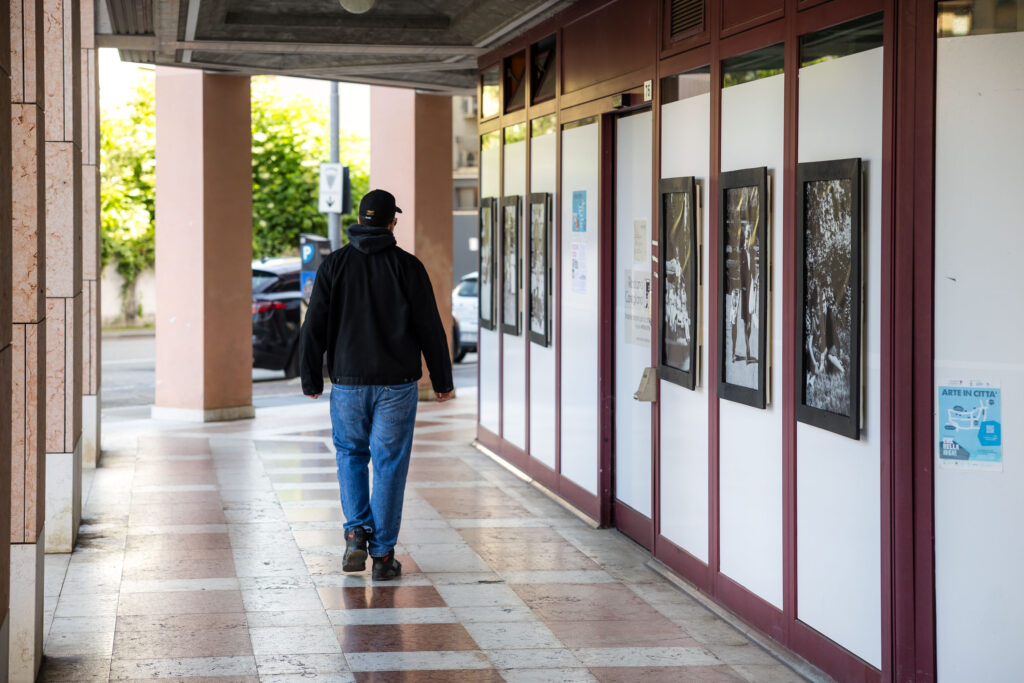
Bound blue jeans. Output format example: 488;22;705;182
330;382;418;556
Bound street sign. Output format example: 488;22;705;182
319;163;344;213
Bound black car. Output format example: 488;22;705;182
252;258;302;377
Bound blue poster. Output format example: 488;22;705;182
301;271;317;304
572;190;587;233
937;382;1002;471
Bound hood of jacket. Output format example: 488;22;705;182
347;224;397;254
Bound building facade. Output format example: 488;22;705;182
474;0;1024;680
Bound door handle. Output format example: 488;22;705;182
633;367;657;403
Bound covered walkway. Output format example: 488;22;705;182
38;394;812;682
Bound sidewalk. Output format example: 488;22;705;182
40;391;815;682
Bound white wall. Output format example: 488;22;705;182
101;264;157;325
503;138;528;449
660;93;710;561
614;112;653;516
479;142;501;434
935;31;1024;682
718;74;784;609
530;130;558;470
796;47;882;668
560;121;601;494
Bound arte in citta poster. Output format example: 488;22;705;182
937;380;1002;471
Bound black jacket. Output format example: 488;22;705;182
299;225;454;396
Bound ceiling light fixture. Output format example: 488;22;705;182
339;0;376;13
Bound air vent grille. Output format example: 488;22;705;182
670;0;704;37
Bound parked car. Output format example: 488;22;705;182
451;271;478;363
252;257;302;377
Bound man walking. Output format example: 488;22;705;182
300;189;454;580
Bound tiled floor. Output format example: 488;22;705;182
40;390;812;682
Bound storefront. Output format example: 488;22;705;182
474;0;1023;680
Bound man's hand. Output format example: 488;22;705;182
435;390;455;403
308;393;321;399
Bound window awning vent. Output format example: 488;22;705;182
670;0;704;37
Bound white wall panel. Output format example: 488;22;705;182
479;143;501;434
614;112;653;516
530;131;558;469
503;139;528;449
935;31;1024;682
560;121;600;494
718;74;784;609
796;47;882;668
659;93;710;561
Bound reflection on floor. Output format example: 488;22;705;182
40;389;808;682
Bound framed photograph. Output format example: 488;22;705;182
796;158;862;439
528;192;552;346
658;177;700;389
478;197;497;330
501;195;522;335
717;167;769;409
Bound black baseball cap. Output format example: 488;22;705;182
359;189;403;227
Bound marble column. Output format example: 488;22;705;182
0;0;14;674
9;0;46;676
79;0;98;468
369;87;454;400
153;68;254;422
42;0;82;554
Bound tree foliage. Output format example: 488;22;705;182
100;75;156;322
250;77;369;258
100;73;371;322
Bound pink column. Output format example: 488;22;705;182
153;68;254;421
370;87;454;399
0;0;13;672
42;0;82;555
79;0;99;467
8;0;46;675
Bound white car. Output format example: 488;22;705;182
451;272;478;363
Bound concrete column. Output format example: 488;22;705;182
42;0;82;554
0;0;15;674
153;68;254;422
79;0;98;467
9;0;46;677
369;87;454;399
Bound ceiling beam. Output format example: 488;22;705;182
274;61;476;77
96;33;159;50
175;39;485;56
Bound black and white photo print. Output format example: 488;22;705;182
658;177;699;389
501;196;521;335
718;167;769;409
796;158;862;439
528;193;551;346
479;197;496;330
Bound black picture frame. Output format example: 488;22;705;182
478;197;497;330
717;166;769;409
658;177;700;389
795;158;862;440
501;195;522;335
528;192;552;346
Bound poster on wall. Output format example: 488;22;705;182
937;381;1002;471
795;158;863;440
501;196;521;335
479;197;496;330
571;242;587;294
624;270;651;346
658;177;700;390
718;167;769;409
528;193;551;346
572;190;587;232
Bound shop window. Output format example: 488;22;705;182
531;114;557;138
504;51;527;112
938;0;1024;36
481;67;500;120
800;13;883;67
661;65;711;105
481;130;500;153
668;0;705;39
722;43;784;88
531;34;557;104
504;122;527;146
